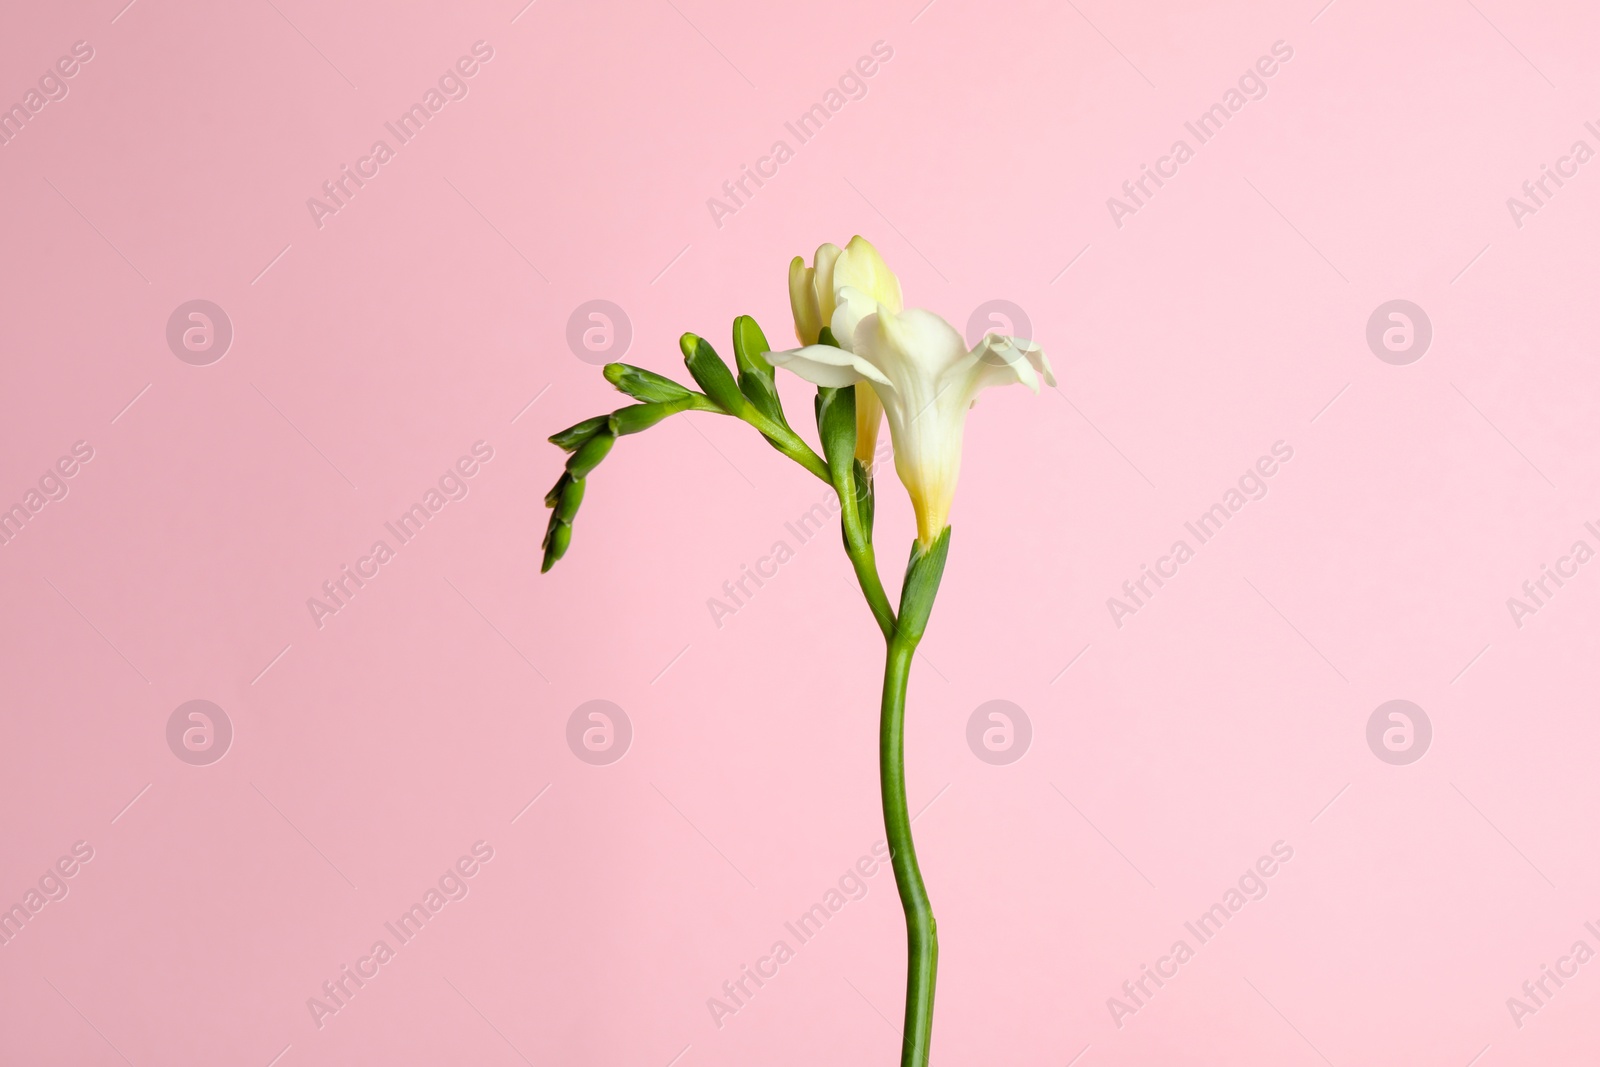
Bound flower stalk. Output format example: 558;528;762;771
542;236;1046;1065
881;527;949;1067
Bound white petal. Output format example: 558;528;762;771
865;306;971;386
812;242;844;325
849;307;973;541
767;343;893;390
967;334;1055;395
830;285;876;350
787;257;821;346
832;236;903;314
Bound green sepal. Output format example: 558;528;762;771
817;326;839;347
732;316;788;429
815;385;857;476
550;415;609;453
604;363;692;404
897;527;951;643
853;457;875;539
565;428;615;478
544;472;570;508
680;333;746;415
608;396;694;437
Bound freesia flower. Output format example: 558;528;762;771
546;233;1060;1063
770;301;1053;544
788;236;903;465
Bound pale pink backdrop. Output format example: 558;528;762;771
3;0;1599;1063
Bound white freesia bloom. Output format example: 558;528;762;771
788;236;903;465
770;300;1053;544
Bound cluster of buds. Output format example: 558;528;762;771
541;316;831;573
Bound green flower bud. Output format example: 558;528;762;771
680;333;747;415
732;315;772;373
732;316;788;429
541;521;572;572
550;415;609;453
609;396;693;437
604;363;692;403
566;428;615;478
555;476;585;523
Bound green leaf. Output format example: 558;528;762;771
604;363;692;404
550;415;609;453
680;333;746;415
565;428;615;478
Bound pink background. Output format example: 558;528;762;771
3;0;1599;1063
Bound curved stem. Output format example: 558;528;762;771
846;544;896;640
685;393;834;483
837;477;895;641
881;635;937;1066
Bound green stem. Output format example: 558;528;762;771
835;472;894;640
846;543;896;641
685;393;834;483
878;528;949;1067
881;634;936;1067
